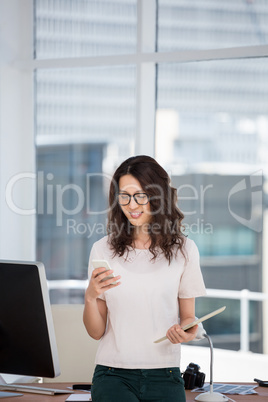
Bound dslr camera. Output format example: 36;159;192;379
183;362;205;389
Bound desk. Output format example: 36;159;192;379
2;383;268;401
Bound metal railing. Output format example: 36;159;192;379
206;288;268;352
47;280;268;353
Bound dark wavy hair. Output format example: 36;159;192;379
107;155;186;263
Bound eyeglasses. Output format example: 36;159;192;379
118;192;149;206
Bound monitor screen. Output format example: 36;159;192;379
0;260;60;379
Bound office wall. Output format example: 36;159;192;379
0;0;35;261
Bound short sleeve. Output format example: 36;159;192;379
88;243;106;301
178;239;206;298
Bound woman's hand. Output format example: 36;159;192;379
166;323;198;344
166;297;198;344
85;267;121;301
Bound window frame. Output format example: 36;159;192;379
0;0;268;352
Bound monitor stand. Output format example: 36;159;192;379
0;375;73;396
0;375;22;398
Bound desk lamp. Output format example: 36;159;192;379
195;332;228;401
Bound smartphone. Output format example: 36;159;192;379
92;259;117;285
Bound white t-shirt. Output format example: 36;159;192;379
88;236;206;369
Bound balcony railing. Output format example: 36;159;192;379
47;280;268;353
205;288;268;352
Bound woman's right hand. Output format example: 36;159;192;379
84;268;120;339
85;267;121;301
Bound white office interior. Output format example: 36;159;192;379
0;0;268;387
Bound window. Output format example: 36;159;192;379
35;0;137;58
35;65;136;297
155;2;268;353
32;0;268;352
157;0;268;51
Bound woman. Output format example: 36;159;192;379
83;155;206;402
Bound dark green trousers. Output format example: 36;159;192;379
91;365;186;402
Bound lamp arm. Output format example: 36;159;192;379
195;333;229;401
203;333;213;392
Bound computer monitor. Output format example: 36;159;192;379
0;260;60;387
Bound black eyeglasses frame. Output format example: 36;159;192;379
117;192;150;206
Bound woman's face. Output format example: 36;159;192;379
118;174;151;229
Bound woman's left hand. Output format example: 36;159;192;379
166;324;198;344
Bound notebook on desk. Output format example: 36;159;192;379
66;394;91;401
